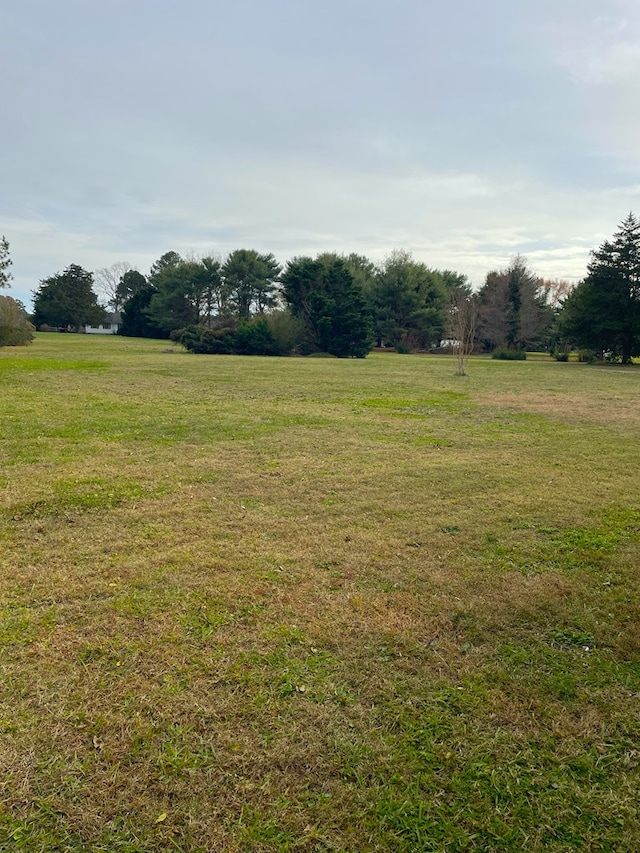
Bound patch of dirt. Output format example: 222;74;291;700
476;392;640;428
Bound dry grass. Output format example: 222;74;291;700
477;390;640;429
1;336;639;851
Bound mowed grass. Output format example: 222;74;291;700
1;334;639;852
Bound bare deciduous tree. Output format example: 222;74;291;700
449;290;478;376
538;277;573;308
94;261;133;309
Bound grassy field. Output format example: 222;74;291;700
1;333;639;852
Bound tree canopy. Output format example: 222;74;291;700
559;214;640;363
32;265;106;331
119;283;168;339
114;270;148;311
145;254;226;333
147;257;203;332
477;256;552;351
221;250;281;320
281;254;373;357
369;251;457;350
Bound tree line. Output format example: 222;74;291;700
2;214;640;362
25;247;555;358
104;248;478;357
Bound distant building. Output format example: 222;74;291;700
439;339;461;350
85;312;121;334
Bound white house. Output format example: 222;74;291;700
439;338;462;350
85;312;121;334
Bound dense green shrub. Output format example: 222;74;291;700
232;318;281;355
171;317;282;356
491;346;526;360
552;350;569;362
265;310;305;354
0;296;35;347
577;349;597;363
171;326;233;354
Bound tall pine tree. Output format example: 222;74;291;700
560;214;640;363
281;255;373;357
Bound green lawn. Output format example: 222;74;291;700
1;334;639;852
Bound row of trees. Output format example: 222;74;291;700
4;214;639;361
110;248;556;358
69;248;479;357
21;246;563;358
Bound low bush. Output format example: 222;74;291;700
491;346;526;361
232;318;282;355
0;296;35;347
171;317;283;356
552;350;570;362
577;349;597;363
171;325;233;354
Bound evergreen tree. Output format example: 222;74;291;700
371;251;449;350
114;270;148;311
32;265;105;331
477;256;551;351
149;251;182;278
146;254;227;332
281;255;373;357
199;256;227;322
147;260;203;332
222;250;281;320
506;263;523;349
559;214;640;363
119;285;168;338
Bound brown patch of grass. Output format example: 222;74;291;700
477;390;640;429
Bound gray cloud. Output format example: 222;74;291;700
2;0;639;306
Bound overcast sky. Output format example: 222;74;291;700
2;0;640;307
